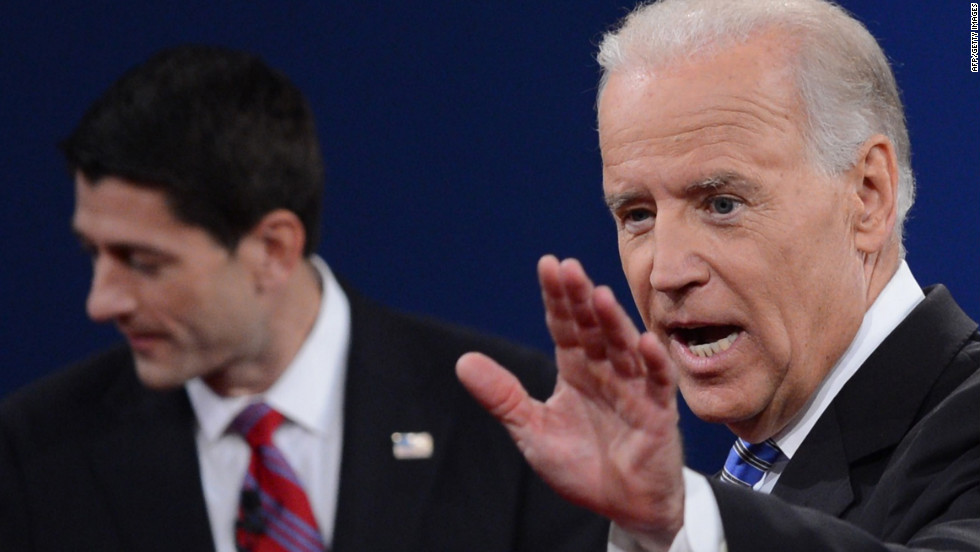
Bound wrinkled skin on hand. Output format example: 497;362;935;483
456;255;685;547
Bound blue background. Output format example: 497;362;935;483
1;1;977;474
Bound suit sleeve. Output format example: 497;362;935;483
710;369;980;552
711;477;980;552
0;408;32;551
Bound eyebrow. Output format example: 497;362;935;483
603;190;652;213
604;172;760;211
71;229;174;260
684;172;759;196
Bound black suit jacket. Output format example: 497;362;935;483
0;284;609;551
710;285;980;551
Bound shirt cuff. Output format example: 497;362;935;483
607;468;726;552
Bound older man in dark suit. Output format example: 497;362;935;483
457;1;979;550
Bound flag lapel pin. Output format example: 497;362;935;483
391;431;434;460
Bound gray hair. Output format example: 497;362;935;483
597;0;914;253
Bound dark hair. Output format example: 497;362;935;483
60;44;324;255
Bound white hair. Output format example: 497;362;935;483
597;0;914;254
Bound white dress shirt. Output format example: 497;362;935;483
610;261;925;552
186;256;350;552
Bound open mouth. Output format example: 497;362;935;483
672;325;741;358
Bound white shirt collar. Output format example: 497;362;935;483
773;260;924;458
186;255;351;441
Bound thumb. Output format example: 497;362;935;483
456;352;535;429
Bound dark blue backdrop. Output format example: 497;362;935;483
1;1;977;474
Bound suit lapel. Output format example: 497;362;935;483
774;286;975;518
86;360;213;551
772;406;853;515
331;287;452;551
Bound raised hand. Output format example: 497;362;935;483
456;255;685;546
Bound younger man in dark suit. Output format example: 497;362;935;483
0;44;608;551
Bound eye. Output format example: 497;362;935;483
116;249;166;276
707;196;742;215
126;255;161;275
619;207;656;234
626;209;652;222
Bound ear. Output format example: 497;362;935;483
239;209;308;291
851;134;898;255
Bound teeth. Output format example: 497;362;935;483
688;331;739;358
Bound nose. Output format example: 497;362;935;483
648;214;709;295
86;256;137;323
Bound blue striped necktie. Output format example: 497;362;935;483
720;438;782;488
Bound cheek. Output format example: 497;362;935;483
761;229;859;360
156;272;251;339
619;240;654;325
201;277;259;327
212;274;269;343
742;292;796;388
141;282;198;327
737;271;836;419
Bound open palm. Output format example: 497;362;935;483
457;255;685;544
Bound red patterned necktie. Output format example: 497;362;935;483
231;403;328;552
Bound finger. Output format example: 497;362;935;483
558;258;596;309
637;332;677;407
558;259;609;361
539;255;578;349
456;352;538;430
540;256;613;393
592;285;644;377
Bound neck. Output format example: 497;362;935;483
862;242;902;310
204;259;323;397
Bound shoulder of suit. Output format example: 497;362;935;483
344;282;557;397
0;345;136;420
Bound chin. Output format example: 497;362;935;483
680;383;761;426
133;358;189;391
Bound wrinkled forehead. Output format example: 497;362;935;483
598;38;807;165
598;29;804;122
